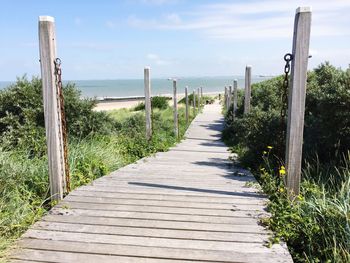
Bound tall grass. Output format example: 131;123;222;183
260;152;350;262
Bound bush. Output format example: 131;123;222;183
0;76;116;155
133;96;170;111
222;62;350;262
223;62;350;169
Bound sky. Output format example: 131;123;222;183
1;0;350;80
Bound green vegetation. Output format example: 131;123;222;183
0;77;196;259
223;62;350;262
178;93;214;105
133;96;171;111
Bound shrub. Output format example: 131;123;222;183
133;96;170;111
0;76;116;155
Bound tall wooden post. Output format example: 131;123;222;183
192;99;195;116
200;87;203;99
197;87;200;110
285;7;312;197
185;86;189;124
228;85;232;108
173;80;178;138
244;65;252;115
38;16;66;201
224;86;228;111
144;67;152;140
193;90;196;115
233;79;238;119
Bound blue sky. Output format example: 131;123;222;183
1;0;350;80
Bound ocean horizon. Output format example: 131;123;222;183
0;76;272;98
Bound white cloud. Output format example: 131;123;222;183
146;53;170;65
126;0;350;40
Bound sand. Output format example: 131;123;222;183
94;92;220;111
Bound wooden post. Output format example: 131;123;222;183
244;65;252;115
144;67;152;140
192;99;195;116
233;79;238;119
185;86;189;124
228;85;232;108
38;16;66;201
200;87;203;100
173;80;178;138
197;87;200;110
224;86;228;111
285;7;312;197
193;90;196;115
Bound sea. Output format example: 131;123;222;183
0;76;271;99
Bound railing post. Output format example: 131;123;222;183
244;65;252;115
197;87;200;111
144;67;152;140
228;85;232;108
224;86;228;111
173;80;178;138
233;79;238;120
193;90;196;114
38;16;66;201
285;7;312;197
185;86;189;124
200;86;203;101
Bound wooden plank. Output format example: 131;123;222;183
32;221;268;243
48;208;261;225
244;65;252;115
38;16;66;200
65;195;266;211
285;6;312;197
15;240;292;263
57;201;265;217
144;67;152;140
23;229;274;252
42;215;266;233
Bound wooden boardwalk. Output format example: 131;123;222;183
10;102;293;263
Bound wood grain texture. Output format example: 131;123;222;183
233;79;238;120
38;16;66;201
185;86;189;124
173;80;178;138
244;65;252;115
144;67;152;140
10;102;293;262
285;7;312;196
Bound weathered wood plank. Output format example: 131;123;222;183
32;221;268;243
42;215;266;233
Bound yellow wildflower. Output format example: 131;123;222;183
279;188;284;193
263;151;267;154
267;146;273;149
279;166;286;176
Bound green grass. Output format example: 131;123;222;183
259;153;350;262
0;103;197;261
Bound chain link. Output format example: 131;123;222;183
54;58;70;193
278;53;293;159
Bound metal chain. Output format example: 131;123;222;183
279;53;293;158
54;58;70;193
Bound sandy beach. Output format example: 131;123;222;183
94;92;220;111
